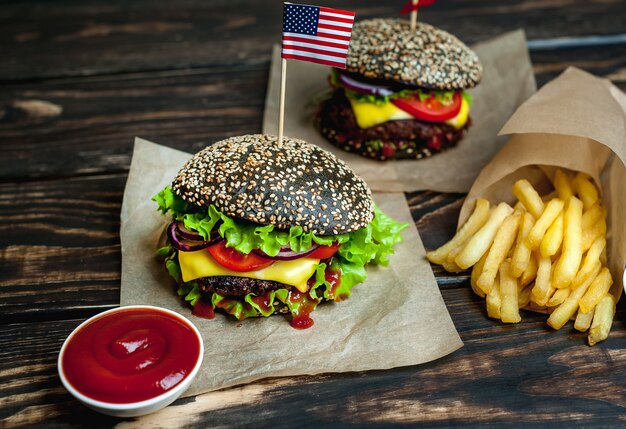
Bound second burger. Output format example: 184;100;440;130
316;18;483;161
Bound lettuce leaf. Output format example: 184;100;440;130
154;186;408;320
329;69;471;108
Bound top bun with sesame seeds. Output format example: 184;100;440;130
171;134;374;236
345;19;482;91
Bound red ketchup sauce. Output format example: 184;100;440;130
61;308;201;404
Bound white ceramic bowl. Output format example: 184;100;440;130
58;305;203;418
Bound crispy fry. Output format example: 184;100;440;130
486;275;501;319
579;267;613;313
531;254;554;307
520;251;538;287
547;287;570;307
573;173;599;210
510;211;535;278
574;308;595;332
553;197;583;289
470;253;487;298
581;203;604;230
539;213;563;258
499;260;521;323
546;269;598;330
441;260;465;273
455;203;514;270
526;198;564;250
476;212;521;294
553;169;574;200
588;294;616;346
427;199;491;265
518;284;532;308
513;179;545;219
572;237;605;288
582;218;606;252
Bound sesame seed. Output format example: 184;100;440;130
171;134;374;235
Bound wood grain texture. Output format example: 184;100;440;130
1;291;624;428
0;176;123;322
1;44;625;181
1;0;625;81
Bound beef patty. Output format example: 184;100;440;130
197;276;289;297
316;89;470;161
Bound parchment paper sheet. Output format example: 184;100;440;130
459;67;626;296
263;30;536;193
120;138;463;397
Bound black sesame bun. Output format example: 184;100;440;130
345;18;482;90
171;134;374;235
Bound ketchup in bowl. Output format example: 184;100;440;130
59;306;203;415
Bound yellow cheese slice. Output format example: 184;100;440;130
348;94;470;130
178;250;320;293
444;98;469;129
348;97;413;129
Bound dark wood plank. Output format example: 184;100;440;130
1;0;625;81
1;43;625;181
1;289;624;428
0;175;124;322
531;44;626;87
0;65;268;181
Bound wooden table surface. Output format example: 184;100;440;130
2;1;626;427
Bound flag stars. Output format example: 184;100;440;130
283;4;319;35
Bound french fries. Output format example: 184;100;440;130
499;260;521;323
454;203;513;270
428;168;618;345
510;211;534;278
426;198;490;265
553;197;583;289
476;212;521;294
588;294;617;345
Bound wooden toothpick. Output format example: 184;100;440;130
278;58;287;145
410;0;419;31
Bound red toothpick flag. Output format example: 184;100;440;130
277;2;355;144
400;0;436;15
281;2;355;69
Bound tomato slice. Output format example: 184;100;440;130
207;241;274;272
391;91;462;122
308;243;341;259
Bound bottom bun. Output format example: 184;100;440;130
316;90;470;161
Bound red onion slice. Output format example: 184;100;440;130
175;221;203;240
337;73;394;97
252;244;320;261
168;221;221;252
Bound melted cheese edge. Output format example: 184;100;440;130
178;250;320;293
348;96;470;130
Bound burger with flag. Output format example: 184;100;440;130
316;16;483;160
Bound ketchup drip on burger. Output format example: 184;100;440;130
154;134;406;328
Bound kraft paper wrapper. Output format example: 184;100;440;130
460;67;626;297
263;30;536;193
120;138;462;398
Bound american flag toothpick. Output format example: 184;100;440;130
400;0;437;31
277;2;355;145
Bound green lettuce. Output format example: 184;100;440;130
153;186;407;320
329;68;471;107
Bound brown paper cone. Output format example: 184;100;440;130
460;67;626;296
